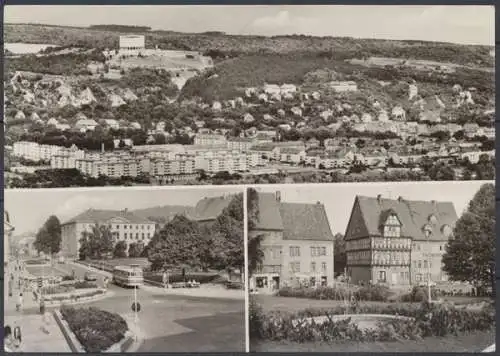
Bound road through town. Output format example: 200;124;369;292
14;261;245;352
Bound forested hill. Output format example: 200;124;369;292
4;23;494;68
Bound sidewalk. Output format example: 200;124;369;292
141;284;245;300
4;313;72;352
121;313;146;352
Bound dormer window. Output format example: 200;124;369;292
383;213;401;237
428;214;438;225
441;224;453;239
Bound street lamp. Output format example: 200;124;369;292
424;226;433;303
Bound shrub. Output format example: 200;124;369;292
251;300;495;343
60;306;128;352
276;284;391;302
400;286;441;303
355;285;391;302
62;275;75;281
73;280;98;289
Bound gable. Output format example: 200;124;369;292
344;197;370;240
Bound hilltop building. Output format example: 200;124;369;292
119;35;146;53
344;195;458;286
249;191;335;293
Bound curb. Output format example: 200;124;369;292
44;289;114;307
53;310;85;353
141;284;245;300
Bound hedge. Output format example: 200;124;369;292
276;284;392;302
45;289;105;302
400;286;441;302
60;306;128;352
250;299;495;343
144;272;219;284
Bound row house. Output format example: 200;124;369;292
461;150;495;164
249;144;280;161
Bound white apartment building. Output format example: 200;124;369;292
194;133;227;146
60;208;156;259
227;137;254;151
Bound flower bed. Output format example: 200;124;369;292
60;306;128;353
250;299;495;343
44;288;105;302
276;284;392;302
42;280;98;295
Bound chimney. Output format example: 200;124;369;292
275;191;281;202
398;196;404;202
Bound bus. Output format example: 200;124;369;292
112;265;144;288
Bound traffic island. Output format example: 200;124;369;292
54;306;137;353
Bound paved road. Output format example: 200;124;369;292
18;262;246;352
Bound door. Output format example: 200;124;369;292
391;271;398;285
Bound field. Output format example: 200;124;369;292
252;329;495;352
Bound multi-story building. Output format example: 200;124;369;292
193;133;227;146
227;137;254;151
249;191;335;293
60;209;156;259
344;195;458;286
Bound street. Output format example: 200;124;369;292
9;261;245;352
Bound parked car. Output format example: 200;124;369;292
84;272;97;282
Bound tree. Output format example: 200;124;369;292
247;188;264;275
147;215;203;271
34;215;62;255
128;242;143;258
442;183;495;295
113;241;128;258
80;224;115;260
333;233;346;276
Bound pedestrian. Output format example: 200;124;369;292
17;293;23;313
4;325;13;351
13;325;21;348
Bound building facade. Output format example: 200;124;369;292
249;191;335;293
4;211;14;267
60;209;156;259
344;195;458;286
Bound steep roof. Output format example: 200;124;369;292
190;195;235;222
280;203;334;241
62;209;154;226
353;195;458;241
252;192;334;241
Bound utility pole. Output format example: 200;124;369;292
424;228;432;303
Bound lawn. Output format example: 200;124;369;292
251;329;495;352
25;265;67;278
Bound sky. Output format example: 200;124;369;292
4;5;495;46
5;186;242;235
255;181;493;235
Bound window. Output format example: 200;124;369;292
321;262;327;273
289;262;300;273
378;271;386;282
290;246;300;257
311;262;316;272
124;225;128;229
321;247;326;256
142;233;145;240
116;225;119;229
124;233;127;239
400;272;404;280
417;260;422;268
136;233;139;239
423;260;428;268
